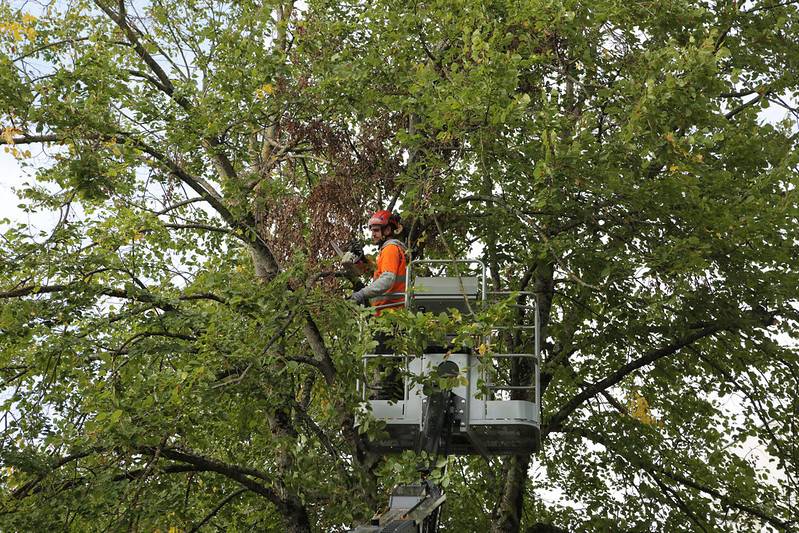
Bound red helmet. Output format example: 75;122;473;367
368;210;400;229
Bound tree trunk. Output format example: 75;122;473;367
491;454;531;533
492;260;555;531
251;245;278;282
282;497;313;533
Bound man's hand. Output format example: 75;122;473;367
351;290;367;305
341;251;361;265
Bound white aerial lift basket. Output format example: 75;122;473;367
357;259;541;456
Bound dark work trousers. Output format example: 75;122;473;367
371;331;404;401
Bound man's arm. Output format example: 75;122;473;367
352;271;397;303
351;245;402;304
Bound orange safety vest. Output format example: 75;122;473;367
371;240;407;315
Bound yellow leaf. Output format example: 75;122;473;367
627;391;659;426
256;83;275;99
478;343;488;356
0;22;25;42
2;126;21;144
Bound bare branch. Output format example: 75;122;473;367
178;292;226;304
92;0;183;105
119;134;278;275
93;0;238;181
124;135;227;212
127;69;169;92
650;471;711;533
12;37;94;62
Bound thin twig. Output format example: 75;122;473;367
188;488;247;533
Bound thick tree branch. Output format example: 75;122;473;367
126;68;169;93
11;449;96;498
143;447;283;507
0;283;69;298
4;121;275;277
178;292;226;304
163;223;234;235
93;0;238;181
188;488;247;533
0;134;59;145
0;282;224;308
725;91;770;120
744;0;799;14
14;461;203;498
0;367;30;387
113;464;201;481
11;37;94;62
116;330;196;353
491;454;530;533
156;197;207;215
122;135;278;275
650;471;711;533
301;311;337;385
124;136;228;213
0;130;236;234
11;446;308;530
567;427;791;531
92;0;183;106
543;324;721;437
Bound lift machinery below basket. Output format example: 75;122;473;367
357;260;541;456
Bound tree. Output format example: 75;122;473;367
1;0;797;531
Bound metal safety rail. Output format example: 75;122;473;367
357;260;541;456
479;291;540;410
405;259;486;314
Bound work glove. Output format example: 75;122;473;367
351;290;367;305
341;240;365;265
347;239;364;255
341;251;360;265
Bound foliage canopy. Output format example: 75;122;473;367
1;0;798;531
